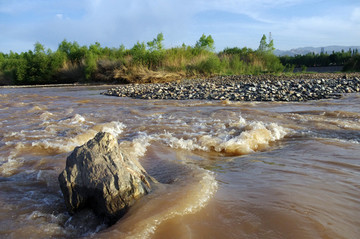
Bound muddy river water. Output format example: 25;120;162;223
0;86;359;238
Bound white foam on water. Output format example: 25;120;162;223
29;121;126;154
160;131;207;151
27;105;47;113
119;133;153;160
211;122;287;155
0;156;24;176
93;121;126;137
61;114;86;125
2;113;126;165
348;139;360;144
158;117;288;156
0;140;28;176
4;131;26;139
39;111;54;121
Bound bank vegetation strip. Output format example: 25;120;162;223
1;33;359;86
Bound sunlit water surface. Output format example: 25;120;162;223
0;86;359;239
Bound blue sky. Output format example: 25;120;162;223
1;0;359;53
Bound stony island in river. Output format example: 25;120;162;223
102;74;360;102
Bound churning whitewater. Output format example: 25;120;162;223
0;86;359;239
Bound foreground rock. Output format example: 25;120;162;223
58;132;152;223
102;75;360;102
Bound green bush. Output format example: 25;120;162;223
229;55;245;74
343;55;360;72
301;65;307;72
84;52;97;80
284;63;295;73
196;54;221;75
1;53;28;84
130;41;147;66
49;51;67;73
0;33;298;85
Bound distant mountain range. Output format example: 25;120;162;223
274;46;360;56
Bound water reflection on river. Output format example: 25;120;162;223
0;86;359;239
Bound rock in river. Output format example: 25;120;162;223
58;132;152;223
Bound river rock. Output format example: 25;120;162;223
58;132;152;223
102;73;360;102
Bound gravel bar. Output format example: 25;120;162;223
101;75;360;102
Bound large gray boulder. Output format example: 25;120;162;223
58;132;152;223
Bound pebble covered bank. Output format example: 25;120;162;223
102;75;360;101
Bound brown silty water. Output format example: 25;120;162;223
0;86;359;239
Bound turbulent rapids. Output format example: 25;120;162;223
1;86;360;239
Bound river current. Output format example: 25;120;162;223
0;86;359;239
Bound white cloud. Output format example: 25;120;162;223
56;14;63;20
351;7;360;22
1;0;359;52
272;12;360;49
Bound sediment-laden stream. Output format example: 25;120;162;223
0;85;359;238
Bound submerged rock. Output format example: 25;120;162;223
58;132;152;223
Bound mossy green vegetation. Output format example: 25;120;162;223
0;33;359;85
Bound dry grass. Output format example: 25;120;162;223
114;65;184;83
56;62;85;83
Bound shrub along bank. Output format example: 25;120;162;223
0;33;359;85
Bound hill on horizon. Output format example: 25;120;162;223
275;45;360;56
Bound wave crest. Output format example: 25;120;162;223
160;118;288;155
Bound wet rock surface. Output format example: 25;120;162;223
58;132;153;224
102;75;360;101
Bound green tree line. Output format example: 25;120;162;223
0;34;358;85
280;48;360;72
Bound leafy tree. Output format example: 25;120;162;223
257;34;275;54
110;44;127;63
34;42;46;54
49;50;66;72
130;41;147;66
145;33;166;69
343;55;360;71
258;35;267;52
147;33;164;52
28;44;50;83
280;49;355;68
58;39;72;57
58;40;86;64
256;34;283;72
89;42;102;56
195;34;215;51
2;54;27;84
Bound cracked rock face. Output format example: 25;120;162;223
58;132;152;223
